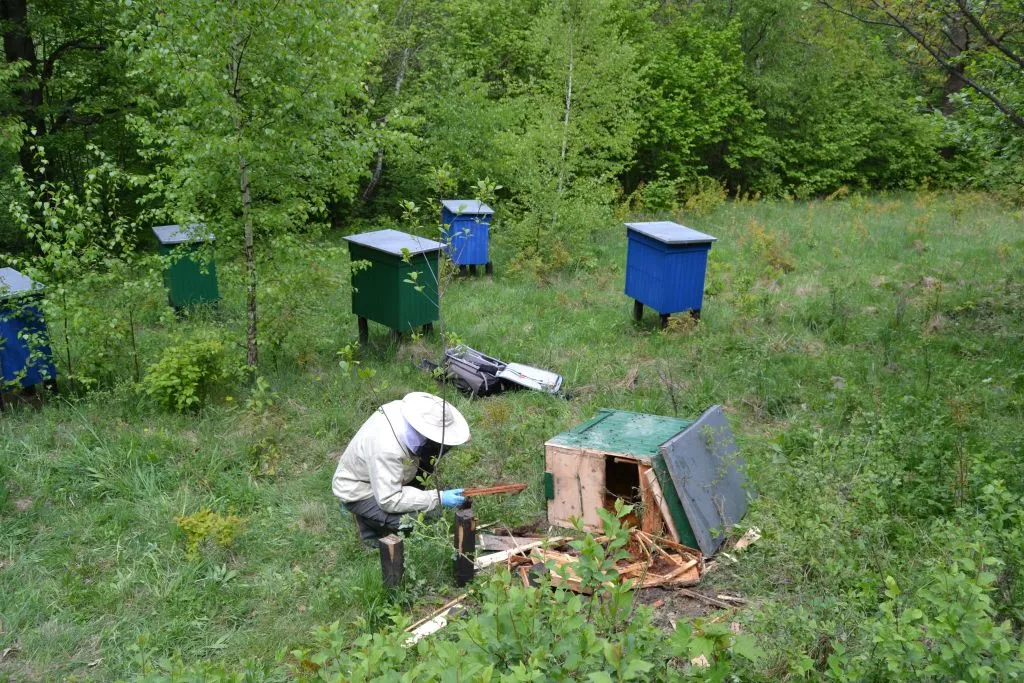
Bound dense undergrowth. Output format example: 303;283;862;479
2;194;1024;679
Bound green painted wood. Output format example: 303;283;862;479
349;241;439;331
548;408;692;459
543;471;555;500
653;454;699;549
548;408;699;548
159;243;220;308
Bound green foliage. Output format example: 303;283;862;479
175;508;246;557
500;0;641;274
7;142;159;390
141;338;236;412
281;502;758;681
850;565;1024;680
633;15;763;184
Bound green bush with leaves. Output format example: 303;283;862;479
141;338;236;412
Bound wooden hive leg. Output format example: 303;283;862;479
358;316;369;346
485;262;493;276
660;314;670;329
469;265;478;276
454;506;477;587
633;300;644;323
379;534;405;587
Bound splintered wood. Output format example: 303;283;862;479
504;529;703;593
462;483;528;498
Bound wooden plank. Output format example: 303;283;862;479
463;483;527;497
479;534;538;552
405;594;467;633
545;444;605;531
473;536;570;570
453;507;476;587
403;594;468;647
379;534;404;587
532;548;590;594
638;465;666;536
642;467;681;542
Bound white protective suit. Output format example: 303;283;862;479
331;400;441;513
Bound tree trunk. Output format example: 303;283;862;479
939;16;968;116
240;154;258;368
1;0;42;173
557;26;574;195
361;46;411;202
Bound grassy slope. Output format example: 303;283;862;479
1;193;1023;679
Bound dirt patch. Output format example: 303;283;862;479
637;587;715;631
14;498;33;512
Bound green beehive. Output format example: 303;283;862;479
153;224;220;308
344;229;443;343
544;409;700;549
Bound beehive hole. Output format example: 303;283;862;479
604;459;642;526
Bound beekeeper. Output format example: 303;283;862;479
332;391;470;546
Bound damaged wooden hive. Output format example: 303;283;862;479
543;405;752;556
505;530;704;593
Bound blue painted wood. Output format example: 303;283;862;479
0;269;56;388
441;202;492;266
624;227;713;315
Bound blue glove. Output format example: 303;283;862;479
440;489;466;508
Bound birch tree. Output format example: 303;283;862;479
126;0;376;367
503;0;640;271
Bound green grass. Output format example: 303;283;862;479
2;192;1024;679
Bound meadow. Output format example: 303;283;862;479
2;193;1024;679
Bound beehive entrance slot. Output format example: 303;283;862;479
604;457;641;512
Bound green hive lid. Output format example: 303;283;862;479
0;267;44;301
344;229;443;256
547;408;693;460
441;199;494;215
625;221;716;245
152;223;215;245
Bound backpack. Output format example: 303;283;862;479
421;345;563;397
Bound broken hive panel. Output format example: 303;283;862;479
638;465;666;536
642;467;681;543
545;443;606;531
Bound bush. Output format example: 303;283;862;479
174;508;246;557
141;338;236;412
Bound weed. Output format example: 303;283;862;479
175;509;247;557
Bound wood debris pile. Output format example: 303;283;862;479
502;529;703;594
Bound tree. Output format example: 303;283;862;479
126;0;376;368
501;0;641;271
818;0;1024;128
1;0;127;175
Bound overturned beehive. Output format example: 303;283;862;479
544;405;751;556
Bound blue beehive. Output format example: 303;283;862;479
624;221;716;325
0;268;57;391
441;199;494;272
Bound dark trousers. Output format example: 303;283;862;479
342;498;405;546
342;455;438;546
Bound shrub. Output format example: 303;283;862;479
175;508;246;557
141;338;236;412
